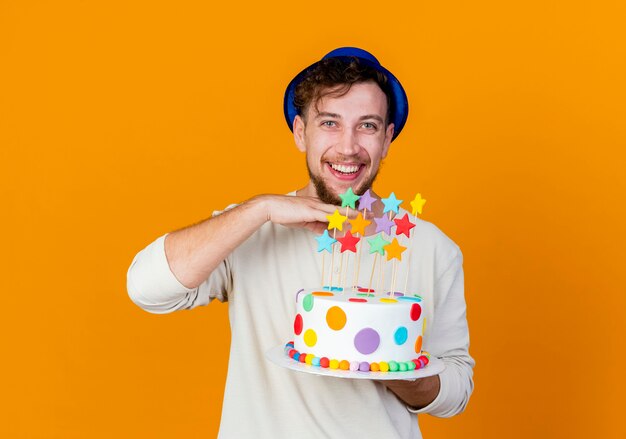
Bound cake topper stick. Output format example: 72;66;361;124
385;238;408;295
322;252;325;287
330;236;336;288
391;259;398;296
367;253;378;293
348;212;371;291
356;190;378;290
402;246;412;295
337;230;360;292
339;251;344;291
379;257;384;294
393;212;417;294
352;240;360;293
315;230;336;288
339;188;360;290
315;230;337;286
367;233;388;294
403;194;426;293
326;209;347;289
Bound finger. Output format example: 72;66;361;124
305;221;328;235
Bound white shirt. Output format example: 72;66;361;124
127;202;474;438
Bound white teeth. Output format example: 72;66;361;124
330;163;359;174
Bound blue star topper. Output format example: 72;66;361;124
381;192;403;214
315;230;337;253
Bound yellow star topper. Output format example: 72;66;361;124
410;193;427;216
326;209;348;231
384;238;407;261
348;212;371;236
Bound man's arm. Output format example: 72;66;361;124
382;249;474;417
165;194;338;289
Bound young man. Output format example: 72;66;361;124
127;47;474;438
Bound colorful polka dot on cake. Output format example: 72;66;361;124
394;327;408;345
293;314;303;335
414;335;423;354
303;294;314;311
410;303;421;321
304;329;317;347
326;306;347;330
354;328;380;354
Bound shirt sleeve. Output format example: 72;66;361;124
409;249;475;417
126;234;231;314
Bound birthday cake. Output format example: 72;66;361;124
282;189;431;373
286;288;429;372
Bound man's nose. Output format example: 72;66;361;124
335;128;359;156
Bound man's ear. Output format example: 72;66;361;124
382;123;395;158
293;115;307;152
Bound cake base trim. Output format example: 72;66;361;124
265;344;445;381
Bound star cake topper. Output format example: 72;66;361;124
315;230;337;253
337;231;360;253
326;209;347;231
357;189;378;211
348;212;371;236
384;238;407;261
374;215;395;235
394;213;416;238
367;234;390;256
382;192;403;215
339;187;360;210
410;193;427;216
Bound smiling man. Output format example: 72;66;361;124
127;47;474;438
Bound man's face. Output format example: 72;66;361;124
293;81;395;205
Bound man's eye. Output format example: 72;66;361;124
322;121;336;127
362;122;377;129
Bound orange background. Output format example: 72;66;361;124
1;1;625;437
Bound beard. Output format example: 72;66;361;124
307;160;382;206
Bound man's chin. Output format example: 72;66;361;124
307;162;379;206
312;178;373;206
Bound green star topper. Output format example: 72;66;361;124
339;187;360;209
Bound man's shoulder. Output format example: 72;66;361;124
411;216;462;261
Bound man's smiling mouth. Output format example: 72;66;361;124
328;162;362;175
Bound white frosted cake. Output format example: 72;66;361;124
285;288;430;373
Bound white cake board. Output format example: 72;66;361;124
265;345;445;381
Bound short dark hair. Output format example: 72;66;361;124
293;57;393;124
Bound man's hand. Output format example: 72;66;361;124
380;375;441;410
252;194;348;235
